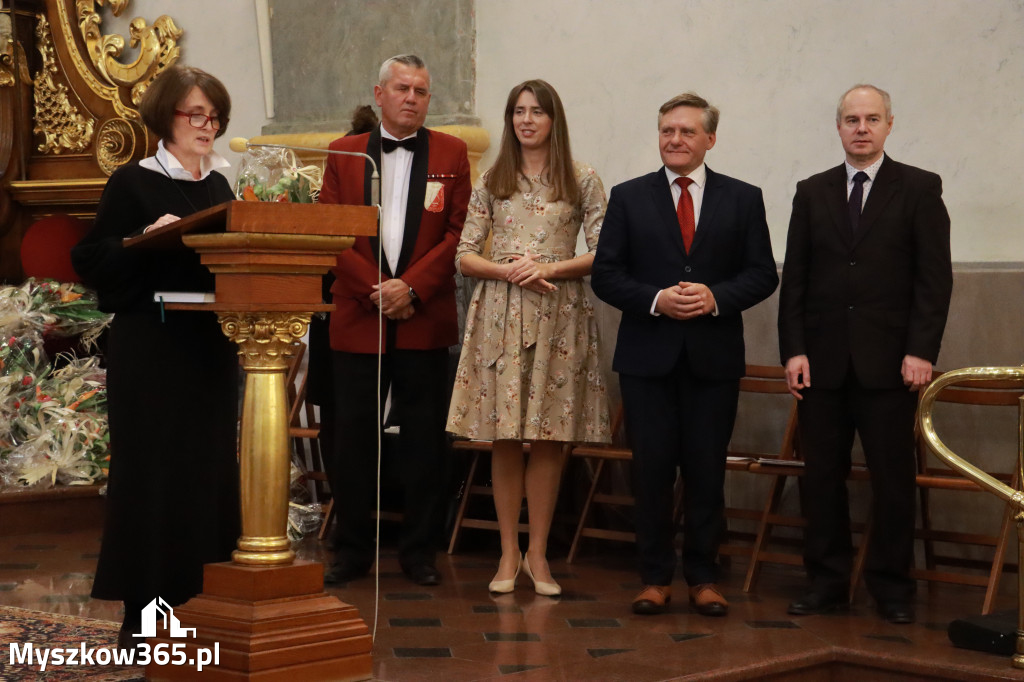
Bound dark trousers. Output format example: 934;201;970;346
620;362;740;586
797;369;918;604
330;347;450;570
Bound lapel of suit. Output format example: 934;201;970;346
364;126;388;275
690;166;721;255
395;127;430;276
822;164;853;247
853;154;899;247
650;168;687;258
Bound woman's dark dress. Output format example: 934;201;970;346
72;162;240;608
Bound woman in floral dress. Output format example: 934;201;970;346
447;80;611;596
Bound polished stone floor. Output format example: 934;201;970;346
0;527;1021;681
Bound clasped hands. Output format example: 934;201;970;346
371;278;415;320
503;250;558;293
655;282;715;319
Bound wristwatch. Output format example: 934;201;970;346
408;286;419;302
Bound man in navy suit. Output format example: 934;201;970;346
592;92;778;616
778;85;952;624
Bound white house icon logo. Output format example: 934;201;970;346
133;597;197;639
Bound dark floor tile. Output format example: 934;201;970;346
452;560;494;569
671;632;713;642
746;620;801;629
588;648;634;658
60;572;94;580
0;583;16;591
498;664;546;674
13;544;57;550
554;592;597;602
472;604;521;614
568;618;621;628
0;563;38;569
390;617;441;627
864;634;912;644
384;592;433;601
483;632;540;642
392;647;452;658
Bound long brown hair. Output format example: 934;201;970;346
485;79;579;206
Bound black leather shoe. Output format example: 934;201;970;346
879;602;915;624
787;591;849;616
403;563;441;586
324;560;370;585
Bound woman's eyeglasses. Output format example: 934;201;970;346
174;110;221;130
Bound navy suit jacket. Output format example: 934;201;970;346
592;166;778;379
777;155;953;389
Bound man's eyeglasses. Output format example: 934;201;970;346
174;110;221;130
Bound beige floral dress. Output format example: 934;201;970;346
447;162;611;444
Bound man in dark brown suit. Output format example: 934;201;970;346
778;84;953;624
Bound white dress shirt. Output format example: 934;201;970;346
379;126;416;274
650;163;716;316
845;154;885;208
140;139;230;181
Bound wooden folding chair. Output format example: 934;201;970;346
742;386;872;596
913;373;1024;613
720;365;802;562
447;441;573;553
284;341;335;540
567;405;694;563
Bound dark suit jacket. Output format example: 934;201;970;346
318;126;471;353
592;166;779;379
777;155;953;389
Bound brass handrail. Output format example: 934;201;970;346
917;365;1024;669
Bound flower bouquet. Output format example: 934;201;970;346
235;146;323;204
0;352;109;490
0;278;112;349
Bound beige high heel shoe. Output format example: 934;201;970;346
522;554;561;596
488;554;522;594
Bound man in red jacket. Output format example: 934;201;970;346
318;54;471;586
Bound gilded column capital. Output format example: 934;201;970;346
217;312;311;372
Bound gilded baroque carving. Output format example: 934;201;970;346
95;117;134;175
51;0;181;125
32;14;94;154
1;15;31;88
74;0;182;106
218;313;312;371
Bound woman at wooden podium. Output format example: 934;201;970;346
71;65;240;648
446;80;611;596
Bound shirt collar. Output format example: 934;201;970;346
380;124;418;142
139;139;230;181
845;154;885;184
665;162;707;189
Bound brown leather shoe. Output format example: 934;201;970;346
632;585;672;615
688;583;728;617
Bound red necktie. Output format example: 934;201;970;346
675;176;695;254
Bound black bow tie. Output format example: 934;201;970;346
381;137;416;153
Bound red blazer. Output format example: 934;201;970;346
318;126;471;353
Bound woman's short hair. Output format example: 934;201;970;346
139;65;231;142
486;79;579;206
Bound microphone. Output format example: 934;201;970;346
229;137;380;206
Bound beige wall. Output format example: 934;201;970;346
476;0;1024;263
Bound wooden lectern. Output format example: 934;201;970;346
125;200;377;681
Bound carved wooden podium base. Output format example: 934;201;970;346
145;561;372;681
